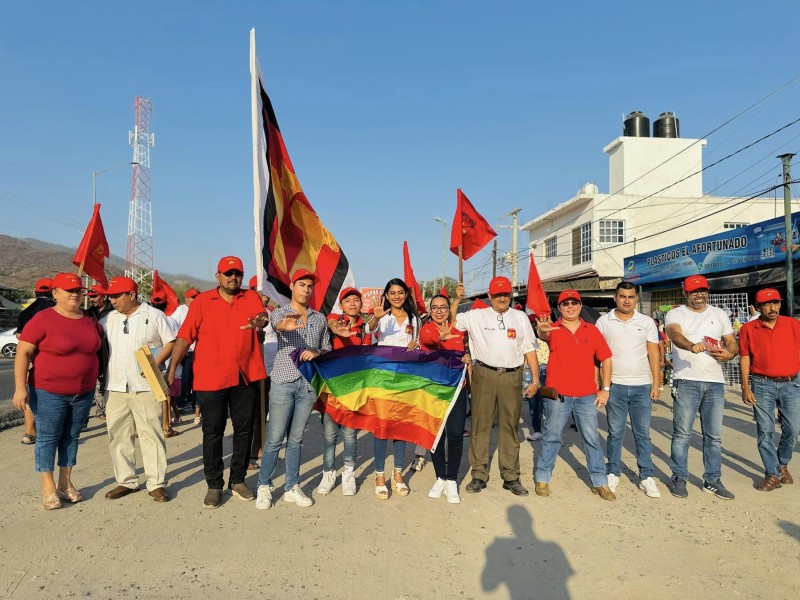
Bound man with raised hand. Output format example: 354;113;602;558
665;274;738;500
739;288;800;492
167;256;268;509
595;281;661;498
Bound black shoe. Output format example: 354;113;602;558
667;476;688;499
465;478;487;493
703;479;735;500
502;479;529;496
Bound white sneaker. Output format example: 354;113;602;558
284;484;313;507
255;485;273;510
639;476;661;498
445;480;461;504
607;473;620;493
526;431;542;441
428;478;446;499
342;467;357;496
316;470;336;495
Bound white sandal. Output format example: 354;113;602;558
374;474;389;500
392;469;409;496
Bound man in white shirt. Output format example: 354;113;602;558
665;274;738;500
595;282;661;498
454;277;540;496
101;277;177;503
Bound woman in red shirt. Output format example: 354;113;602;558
12;273;102;510
419;294;470;504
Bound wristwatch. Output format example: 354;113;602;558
602;386;611;392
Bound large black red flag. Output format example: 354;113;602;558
449;189;497;261
250;30;354;313
403;241;427;314
72;203;109;287
525;254;550;319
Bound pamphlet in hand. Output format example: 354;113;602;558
703;336;723;352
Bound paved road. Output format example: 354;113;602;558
0;360;19;429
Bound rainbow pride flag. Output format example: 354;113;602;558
297;346;466;451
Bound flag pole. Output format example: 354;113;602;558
458;245;463;283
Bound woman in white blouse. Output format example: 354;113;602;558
366;278;421;499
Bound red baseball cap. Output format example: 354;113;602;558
683;275;709;293
755;288;782;304
291;269;319;283
248;276;258;290
34;278;52;293
86;286;103;298
488;276;512;295
217;256;244;273
104;276;138;295
557;289;582;305
338;287;361;302
151;295;165;303
51;273;86;291
185;288;200;299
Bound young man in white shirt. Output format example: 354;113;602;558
665;275;738;500
595;282;661;498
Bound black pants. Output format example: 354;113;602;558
181;352;196;409
432;387;468;481
196;378;257;489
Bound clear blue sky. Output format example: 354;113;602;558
1;1;798;292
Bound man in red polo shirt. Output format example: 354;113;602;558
739;288;800;491
534;289;616;500
167;256;269;509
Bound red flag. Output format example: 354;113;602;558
152;270;179;316
438;285;449;298
470;298;489;310
403;241;427;313
72;203;110;287
525;254;550;319
449;189;497;260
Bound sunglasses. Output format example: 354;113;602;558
560;300;581;307
123;319;129;334
223;270;244;278
430;305;449;312
496;313;506;330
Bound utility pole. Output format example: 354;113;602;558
498;208;522;287
492;240;497;278
780;153;796;315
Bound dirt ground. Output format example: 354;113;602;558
1;387;799;600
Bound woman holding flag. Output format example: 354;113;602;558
366;278;421;499
419;293;470;504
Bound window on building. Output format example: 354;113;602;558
571;223;592;265
599;219;625;243
723;222;748;229
544;236;557;259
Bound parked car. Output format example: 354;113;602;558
0;328;18;359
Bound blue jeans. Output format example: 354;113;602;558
527;365;547;433
258;378;316;491
605;384;654;479
373;438;407;473
669;379;725;483
29;388;93;473
321;412;357;471
535;394;608;487
750;375;800;477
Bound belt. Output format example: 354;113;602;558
475;361;522;373
751;373;797;383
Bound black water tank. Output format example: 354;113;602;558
653;112;680;138
623;111;650;137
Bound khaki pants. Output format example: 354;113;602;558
468;363;523;482
106;390;167;491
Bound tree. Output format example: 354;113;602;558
419;276;459;300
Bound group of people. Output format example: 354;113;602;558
11;258;799;511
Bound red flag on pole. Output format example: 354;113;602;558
72;203;110;287
152;270;180;316
438;285;449;298
470;298;489;310
403;241;427;313
449;189;497;261
525;254;551;319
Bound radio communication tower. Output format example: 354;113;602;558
125;96;155;289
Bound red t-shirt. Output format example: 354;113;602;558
545;318;612;397
177;288;267;391
326;314;372;350
419;321;465;352
739;316;800;378
20;308;102;395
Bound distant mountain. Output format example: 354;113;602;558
0;234;215;293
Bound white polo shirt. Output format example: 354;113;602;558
102;302;178;393
456;307;538;369
595;309;659;386
665;304;733;384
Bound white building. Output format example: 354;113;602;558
521;113;778;298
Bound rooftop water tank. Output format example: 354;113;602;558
653;112;680;138
578;182;599;195
623;111;650;137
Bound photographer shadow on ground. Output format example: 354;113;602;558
483;504;573;600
